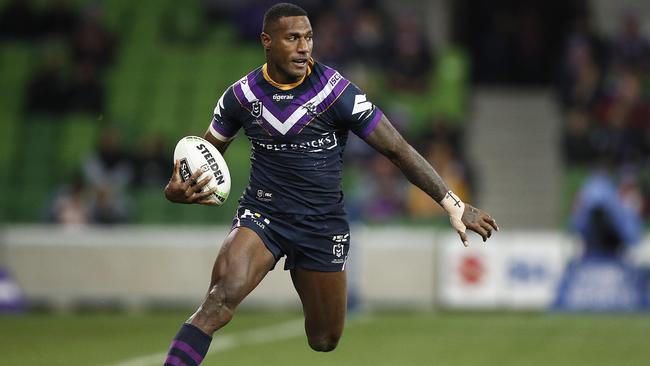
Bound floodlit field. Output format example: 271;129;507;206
2;310;649;366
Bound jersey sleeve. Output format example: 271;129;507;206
332;82;383;138
208;86;243;142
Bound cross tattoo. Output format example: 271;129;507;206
446;191;462;207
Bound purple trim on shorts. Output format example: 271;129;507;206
169;340;204;365
358;109;383;138
164;355;187;366
287;79;351;134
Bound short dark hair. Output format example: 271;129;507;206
263;3;308;33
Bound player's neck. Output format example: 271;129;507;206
263;63;310;90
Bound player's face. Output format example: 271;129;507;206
262;16;313;83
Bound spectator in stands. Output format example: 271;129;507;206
360;154;406;221
40;0;79;40
91;184;130;224
571;168;643;258
71;5;116;72
385;15;433;92
351;7;387;69
83;127;134;192
133;136;172;188
66;61;105;114
594;69;646;165
610;13;650;72
46;174;92;227
23;44;69;116
0;0;38;40
312;12;349;68
331;0;364;31
562;108;598;166
557;36;602;111
82;127;134;223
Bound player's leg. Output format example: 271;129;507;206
164;227;275;366
188;226;275;332
290;267;347;352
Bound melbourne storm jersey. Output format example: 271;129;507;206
208;59;383;215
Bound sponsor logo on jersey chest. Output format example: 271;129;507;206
272;94;294;101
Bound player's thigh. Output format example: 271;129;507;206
290;267;347;337
209;226;276;304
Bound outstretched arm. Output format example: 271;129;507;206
364;115;499;246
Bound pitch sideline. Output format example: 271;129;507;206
109;318;306;366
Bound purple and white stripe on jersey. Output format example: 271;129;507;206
210;85;240;141
233;70;350;136
246;67;337;121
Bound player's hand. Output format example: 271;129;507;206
457;204;499;246
164;160;219;205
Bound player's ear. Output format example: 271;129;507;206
261;32;272;51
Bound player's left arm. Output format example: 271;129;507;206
364;115;499;246
203;129;233;156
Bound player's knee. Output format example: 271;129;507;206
308;334;340;352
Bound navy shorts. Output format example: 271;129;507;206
231;206;350;272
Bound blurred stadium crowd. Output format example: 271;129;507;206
0;0;647;227
558;11;650;223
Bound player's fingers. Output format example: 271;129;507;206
480;221;493;238
196;175;213;188
171;160;181;181
182;169;202;190
184;188;195;198
457;230;469;247
196;187;217;199
487;216;499;231
191;168;204;182
195;188;218;205
469;223;489;242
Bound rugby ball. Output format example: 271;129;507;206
173;136;231;205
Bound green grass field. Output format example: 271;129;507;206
2;310;649;366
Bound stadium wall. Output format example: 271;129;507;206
4;226;649;311
1;226;438;310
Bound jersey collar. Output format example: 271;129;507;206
262;58;314;90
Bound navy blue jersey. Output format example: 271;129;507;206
209;59;382;215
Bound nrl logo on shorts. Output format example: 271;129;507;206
251;100;262;118
331;233;349;258
332;243;344;258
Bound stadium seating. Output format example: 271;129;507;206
2;1;467;224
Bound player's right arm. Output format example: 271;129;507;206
164;159;220;205
164;85;242;205
364;115;499;246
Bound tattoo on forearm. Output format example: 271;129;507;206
366;117;450;204
390;144;449;203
